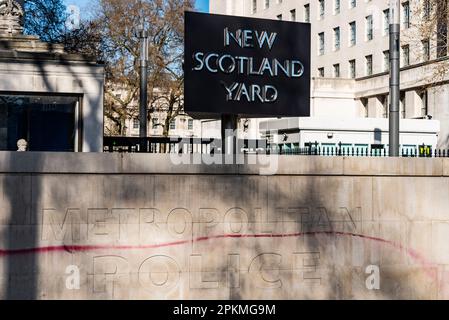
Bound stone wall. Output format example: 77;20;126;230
0;151;449;299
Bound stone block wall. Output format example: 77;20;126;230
0;152;448;299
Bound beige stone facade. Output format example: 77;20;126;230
210;0;449;149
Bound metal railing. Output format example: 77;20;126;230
103;136;267;154
104;137;444;158
276;142;442;158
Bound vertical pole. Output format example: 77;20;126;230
221;114;238;159
389;0;400;157
139;24;148;152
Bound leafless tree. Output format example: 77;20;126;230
68;0;193;136
409;0;448;84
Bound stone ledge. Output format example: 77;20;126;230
343;157;444;177
0;151;448;176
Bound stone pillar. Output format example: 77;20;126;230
356;99;368;117
367;97;384;118
405;90;422;119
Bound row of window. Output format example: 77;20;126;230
319;37;434;78
252;0;283;13
254;0;357;16
319;1;410;26
258;1;413;26
132;118;194;130
317;42;423;78
317;7;411;56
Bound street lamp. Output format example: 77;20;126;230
138;19;148;152
389;0;400;157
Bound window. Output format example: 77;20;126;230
188;119;194;130
334;0;340;14
304;4;310;23
423;0;431;20
152;118;158;129
383;50;390;71
290;9;296;21
420;90;428;117
169;118;176;130
402;44;410;66
383;9;389;35
277;14;282;20
333;63;340;77
319;0;325;19
366;15;373;41
334;27;340;50
133;118;139;129
437;39;447;58
350;0;356;8
349;59;356;78
265;0;269;9
318;67;325;77
366;55;373;76
403;1;410;28
0;94;79;152
349;21;356;46
422;39;430;61
252;0;257;14
318;32;325;55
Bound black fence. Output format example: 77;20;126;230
278;146;437;157
104;136;218;153
104;136;445;158
277;142;440;157
103;136;267;154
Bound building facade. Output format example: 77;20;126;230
0;1;104;152
209;0;448;151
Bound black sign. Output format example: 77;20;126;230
184;11;310;118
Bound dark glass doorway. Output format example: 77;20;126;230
0;94;79;151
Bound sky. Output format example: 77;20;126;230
64;0;209;12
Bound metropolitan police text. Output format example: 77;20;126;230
192;27;305;103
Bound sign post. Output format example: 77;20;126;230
389;0;400;157
138;21;148;152
184;12;311;155
221;114;238;156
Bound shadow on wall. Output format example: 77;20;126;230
0;40;102;298
1;152;41;299
212;170;434;299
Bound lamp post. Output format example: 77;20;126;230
389;0;400;157
221;114;238;157
138;20;148;152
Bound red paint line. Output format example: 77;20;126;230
0;231;437;279
0;231;430;265
0;230;437;281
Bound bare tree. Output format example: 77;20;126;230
410;0;448;83
150;76;184;137
74;0;193;136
